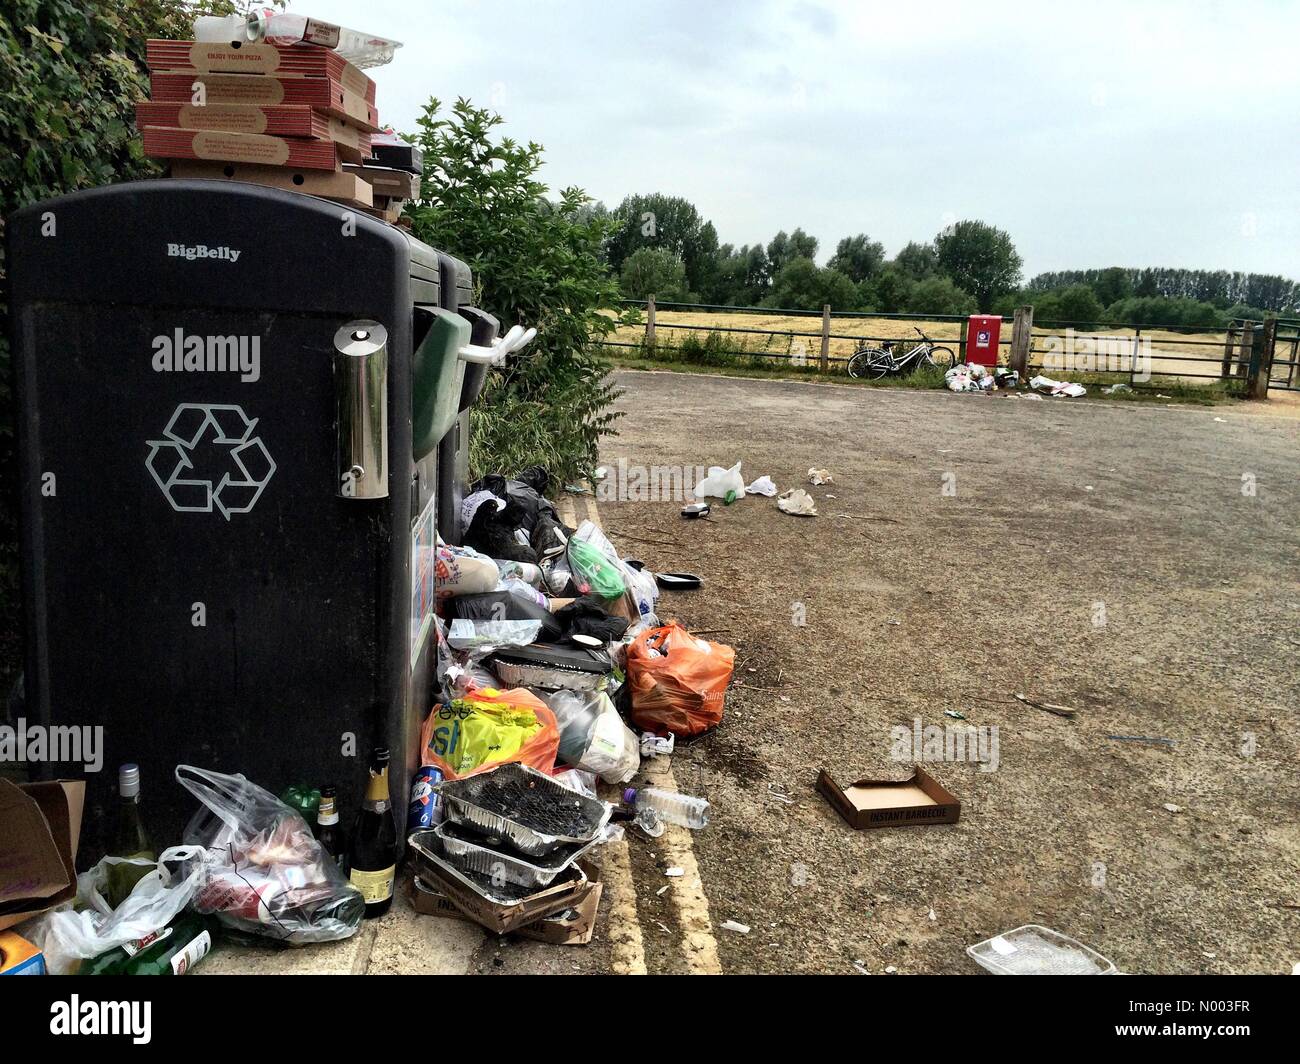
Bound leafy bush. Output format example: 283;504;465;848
1104;296;1224;329
619;246;691;302
764;257;860;311
405;98;623;481
904;276;977;316
1032;284;1105;329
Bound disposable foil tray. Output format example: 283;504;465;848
430;763;612;857
488;643;612;693
433;820;596;889
407;829;586;908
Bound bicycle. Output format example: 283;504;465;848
846;327;957;380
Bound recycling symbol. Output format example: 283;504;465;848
146;403;276;519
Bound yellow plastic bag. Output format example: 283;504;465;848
419;687;559;779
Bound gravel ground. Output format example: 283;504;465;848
594;368;1300;975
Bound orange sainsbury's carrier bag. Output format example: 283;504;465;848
419;687;560;780
626;623;735;738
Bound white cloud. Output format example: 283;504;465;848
297;0;1300;277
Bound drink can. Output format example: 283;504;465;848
407;765;444;833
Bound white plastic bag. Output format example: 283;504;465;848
694;461;744;500
24;851;207;975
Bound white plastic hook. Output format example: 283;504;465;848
457;323;538;366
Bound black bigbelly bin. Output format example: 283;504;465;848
6;179;482;858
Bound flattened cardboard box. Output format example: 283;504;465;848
168;160;374;207
817;766;960;830
408;842;593;936
136;102;372;156
149;72;380;131
146;39;376;102
411;865;603;945
141;126;351;170
0;778;85;931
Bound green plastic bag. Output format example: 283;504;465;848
568;539;627;600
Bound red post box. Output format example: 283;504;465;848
965;314;1001;368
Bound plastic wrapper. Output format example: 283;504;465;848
620;561;660;628
447;618;542;652
175;765;364;944
436;542;500;601
568;535;626;599
694;461;744;500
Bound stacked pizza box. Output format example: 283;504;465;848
137;37;420;223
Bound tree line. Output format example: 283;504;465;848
600;193;1298;327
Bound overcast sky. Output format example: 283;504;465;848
305;0;1298;279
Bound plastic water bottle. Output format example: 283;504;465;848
623;787;709;830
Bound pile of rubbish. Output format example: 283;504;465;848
140;11;417;225
7;466;734;973
943;363;1088;398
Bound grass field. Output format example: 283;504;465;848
607;308;1257;400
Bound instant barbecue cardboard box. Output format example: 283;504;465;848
149;72;380;130
167;159;374;207
135;102;372;158
0;778;85;932
816;766;960;830
411;863;603;944
146;39;377;102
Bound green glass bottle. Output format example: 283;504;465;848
83;913;218;975
349;748;397;919
103;763;156;909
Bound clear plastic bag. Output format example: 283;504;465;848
567;521;627;600
447;617;542;652
544;690;641;784
174;765;365;944
24;851;208;974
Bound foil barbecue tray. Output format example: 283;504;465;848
407;829;586;908
430;763;612;857
488;643;612;692
433;820;597;889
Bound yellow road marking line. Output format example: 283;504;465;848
559;493;647;975
581;491;722;974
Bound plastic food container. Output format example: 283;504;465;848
967;925;1118;975
430;763;612;856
